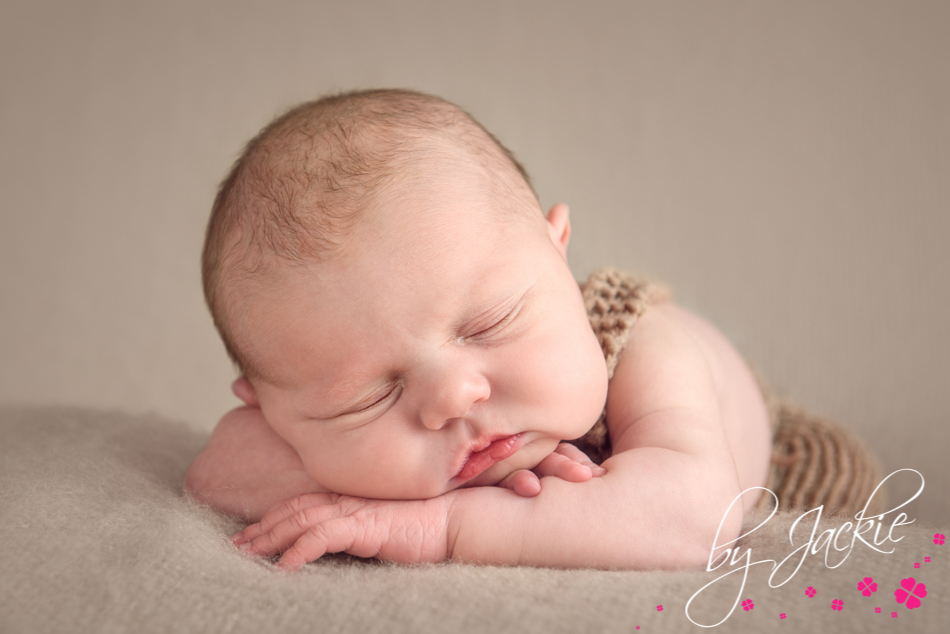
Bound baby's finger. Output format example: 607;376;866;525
233;518;278;545
553;443;607;476
244;503;348;557
533;452;592;482
233;493;340;545
278;517;370;571
497;469;542;497
231;526;256;546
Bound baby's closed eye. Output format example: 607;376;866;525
461;296;527;342
343;384;402;415
357;389;396;412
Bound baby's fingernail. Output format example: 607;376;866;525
231;533;245;544
238;542;253;552
592;466;607;476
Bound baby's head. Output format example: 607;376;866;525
203;89;608;499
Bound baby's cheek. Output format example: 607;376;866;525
531;330;608;437
312;435;449;500
570;321;611;427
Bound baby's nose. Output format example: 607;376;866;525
418;365;490;431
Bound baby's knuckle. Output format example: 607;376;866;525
289;510;310;531
301;525;328;555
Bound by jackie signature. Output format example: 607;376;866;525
685;468;925;628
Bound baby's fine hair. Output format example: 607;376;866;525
202;88;537;378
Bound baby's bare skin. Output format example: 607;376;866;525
186;166;772;570
216;294;773;570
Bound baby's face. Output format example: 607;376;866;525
237;156;608;499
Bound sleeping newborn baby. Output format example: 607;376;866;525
185;88;776;571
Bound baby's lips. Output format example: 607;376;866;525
455;433;523;482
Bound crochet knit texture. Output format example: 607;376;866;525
574;268;883;516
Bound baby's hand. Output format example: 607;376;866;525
231;493;452;570
499;442;606;497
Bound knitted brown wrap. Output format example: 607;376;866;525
573;268;883;516
763;401;884;515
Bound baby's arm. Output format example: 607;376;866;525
236;301;749;569
184;406;328;522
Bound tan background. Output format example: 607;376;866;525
1;1;946;524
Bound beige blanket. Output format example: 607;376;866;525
1;406;945;633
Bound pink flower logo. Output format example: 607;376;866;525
914;562;921;569
831;599;843;611
894;577;927;610
805;586;816;598
656;605;664;612
742;599;754;612
891;612;898;618
934;533;945;545
858;577;877;596
925;556;931;563
779;613;786;619
875;607;881;613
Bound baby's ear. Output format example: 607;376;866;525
231;377;260;407
545;203;571;260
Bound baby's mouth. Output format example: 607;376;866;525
453;434;523;483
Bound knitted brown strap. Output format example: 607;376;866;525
570;268;669;464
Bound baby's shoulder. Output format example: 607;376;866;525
606;300;724;420
605;299;771;468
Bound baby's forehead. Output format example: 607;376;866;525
230;121;543;287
